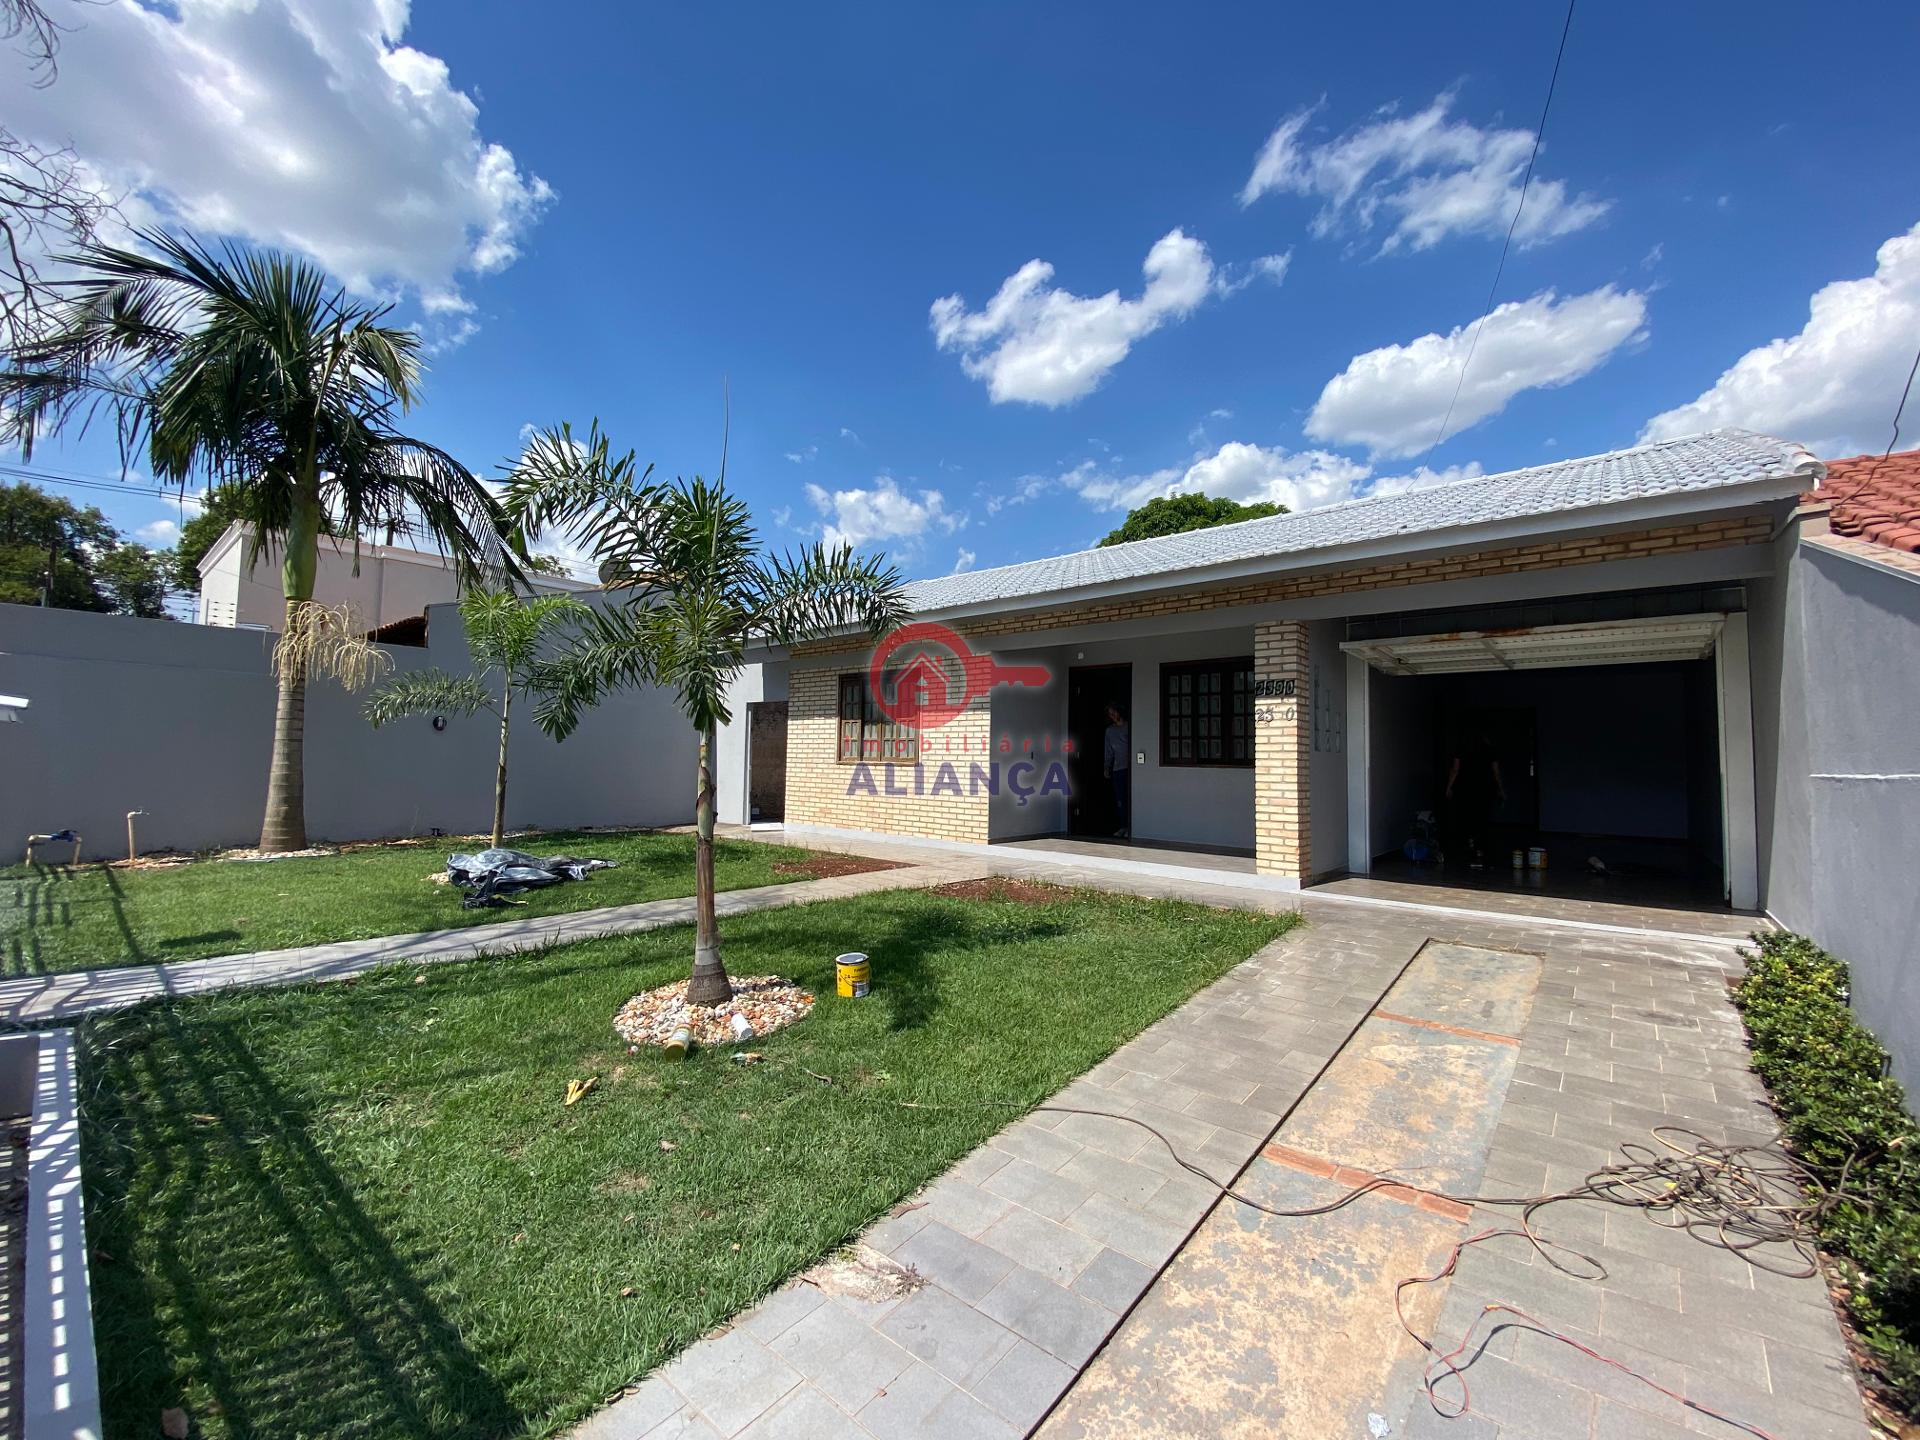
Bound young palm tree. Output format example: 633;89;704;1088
364;588;588;847
0;229;513;851
505;421;910;1004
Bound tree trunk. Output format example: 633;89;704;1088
492;682;511;848
259;489;321;854
259;613;309;851
685;720;732;1005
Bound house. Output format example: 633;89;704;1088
719;426;1920;1082
194;522;594;631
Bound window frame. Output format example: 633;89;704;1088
1158;656;1255;769
836;670;920;764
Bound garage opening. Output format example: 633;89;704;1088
1346;596;1745;912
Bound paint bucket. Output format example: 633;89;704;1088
836;952;871;999
1527;846;1548;871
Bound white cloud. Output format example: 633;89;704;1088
1240;94;1608;254
1062;441;1481;515
804;476;962;553
952;548;976;574
5;0;552;316
1306;286;1649;458
1641;223;1920;455
1213;249;1293;297
930;229;1216;406
783;446;817;464
136;518;180;544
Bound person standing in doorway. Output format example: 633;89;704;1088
1445;731;1505;869
1103;703;1131;839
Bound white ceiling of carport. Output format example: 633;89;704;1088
1340;613;1727;676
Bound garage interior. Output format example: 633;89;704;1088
1346;588;1744;912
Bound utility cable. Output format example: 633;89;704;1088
1420;0;1578;468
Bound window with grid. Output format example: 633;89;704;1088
837;671;919;762
1160;657;1253;767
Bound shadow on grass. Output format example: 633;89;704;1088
707;893;1072;1035
6;866;80;976
82;1012;521;1439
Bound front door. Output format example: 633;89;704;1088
747;701;787;823
1066;664;1132;837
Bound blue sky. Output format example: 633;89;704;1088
5;0;1918;582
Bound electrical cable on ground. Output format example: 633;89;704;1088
781;1056;1835;1440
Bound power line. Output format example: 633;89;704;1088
1420;0;1578;468
0;463;194;502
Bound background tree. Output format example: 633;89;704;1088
504;421;910;1005
1;0;117;354
0;478;168;615
1097;492;1287;547
365;588;588;847
166;486;250;595
0;230;513;851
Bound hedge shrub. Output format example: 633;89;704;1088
1733;929;1920;1412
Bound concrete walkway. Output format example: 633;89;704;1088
0;858;990;1023
572;895;1870;1440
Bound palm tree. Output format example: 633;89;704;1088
365;587;588;847
0;229;513;851
504;421;910;1004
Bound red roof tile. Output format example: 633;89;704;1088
1811;450;1920;553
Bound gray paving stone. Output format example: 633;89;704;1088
856;1361;1018;1440
1055;1147;1168;1209
768;1298;916;1411
573;1376;685;1440
979;1156;1093;1222
876;1284;1019;1389
735;1386;871;1440
915;1178;1017;1240
972;1338;1076;1429
1062;1190;1189;1266
894;1221;1017;1303
976;1265;1115;1367
1067;1245;1156;1313
637;1412;726;1440
659;1328;802;1437
988;1120;1083;1173
735;1283;827;1344
976;1206;1104;1287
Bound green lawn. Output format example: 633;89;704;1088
80;885;1295;1440
0;830;834;976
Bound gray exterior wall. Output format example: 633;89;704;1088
1751;527;1920;1091
0;601;696;861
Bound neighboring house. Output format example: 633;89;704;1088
194;522;594;631
717;429;1920;1083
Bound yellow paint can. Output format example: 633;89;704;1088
836;952;871;999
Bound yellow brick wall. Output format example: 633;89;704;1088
784;663;994;842
784;512;1772;853
1253;621;1309;878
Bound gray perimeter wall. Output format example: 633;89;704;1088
0;601;697;861
1751;529;1920;1092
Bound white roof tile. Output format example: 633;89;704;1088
904;430;1817;615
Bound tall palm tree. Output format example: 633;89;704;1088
364;587;588;847
505;421;910;1004
0;229;513;851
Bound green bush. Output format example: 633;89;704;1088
1733;930;1920;1413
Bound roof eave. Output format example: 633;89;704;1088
911;470;1808;625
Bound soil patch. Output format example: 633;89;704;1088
773;854;904;881
930;877;1069;906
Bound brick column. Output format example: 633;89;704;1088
1253;620;1310;881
